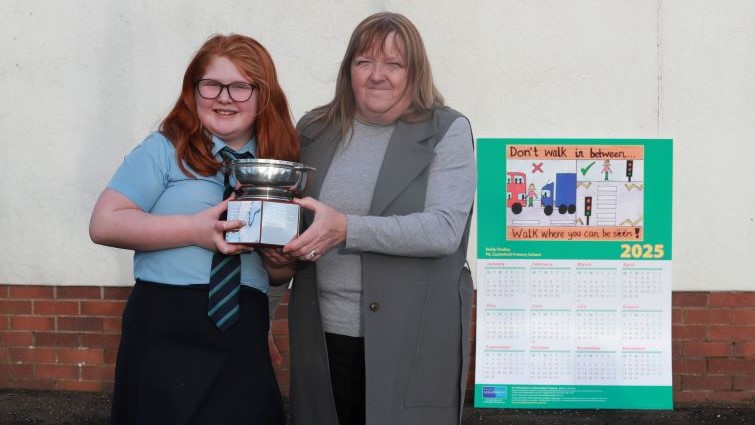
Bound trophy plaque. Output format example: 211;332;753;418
225;159;315;247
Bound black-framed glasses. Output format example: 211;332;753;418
195;79;258;102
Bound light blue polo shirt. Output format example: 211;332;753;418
108;131;270;292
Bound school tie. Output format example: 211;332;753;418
208;147;254;331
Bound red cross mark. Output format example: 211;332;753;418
532;162;544;173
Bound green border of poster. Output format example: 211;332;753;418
474;384;673;409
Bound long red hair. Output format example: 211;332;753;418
161;34;299;177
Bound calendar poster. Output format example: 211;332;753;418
474;139;673;409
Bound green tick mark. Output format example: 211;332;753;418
580;161;597;176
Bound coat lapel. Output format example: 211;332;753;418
299;122;340;201
300;114;440;217
369;116;438;215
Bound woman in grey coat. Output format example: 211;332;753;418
275;12;476;425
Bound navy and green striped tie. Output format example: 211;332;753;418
208;147;253;331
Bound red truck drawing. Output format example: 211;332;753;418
506;171;527;214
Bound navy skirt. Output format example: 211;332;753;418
110;281;285;425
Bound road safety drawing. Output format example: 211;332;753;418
505;145;644;241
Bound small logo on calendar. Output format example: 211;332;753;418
482;386;508;399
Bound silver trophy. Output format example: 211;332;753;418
225;159;315;246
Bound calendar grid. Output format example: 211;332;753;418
476;259;671;387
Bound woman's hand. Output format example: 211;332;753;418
283;197;347;262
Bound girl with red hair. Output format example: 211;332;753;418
90;34;296;424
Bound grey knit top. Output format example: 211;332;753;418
316;117;476;336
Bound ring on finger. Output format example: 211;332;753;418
308;249;319;259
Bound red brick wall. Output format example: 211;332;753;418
0;285;127;392
1;286;753;405
671;292;755;404
271;293;291;396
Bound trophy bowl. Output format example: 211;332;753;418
231;159;315;200
226;158;316;246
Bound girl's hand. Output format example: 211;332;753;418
192;196;248;255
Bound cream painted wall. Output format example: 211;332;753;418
0;1;753;290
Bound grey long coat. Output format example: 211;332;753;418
289;107;474;425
